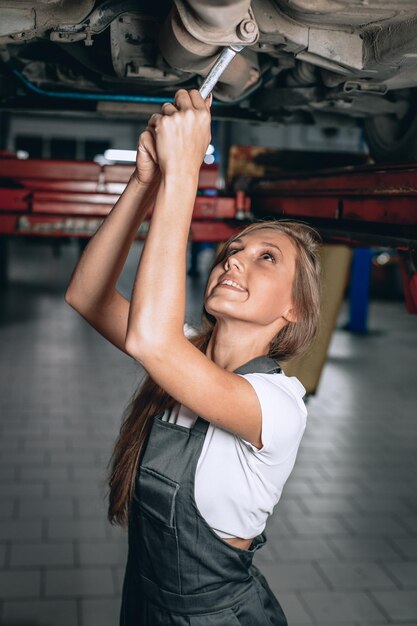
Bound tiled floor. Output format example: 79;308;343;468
0;237;416;626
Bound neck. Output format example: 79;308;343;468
205;320;274;372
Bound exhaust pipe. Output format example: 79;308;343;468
158;0;260;102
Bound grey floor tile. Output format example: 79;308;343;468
18;497;75;518
23;439;69;451
341;515;410;536
0;520;43;542
288;467;327;481
371;590;417;621
261;517;294;539
0;468;17;481
49;451;101;465
0;569;41;598
390;537;417;559
0;451;47;466
328;537;403;561
271;496;305;516
352;496;414;515
282;479;315;495
401;515;417;533
0;483;45;498
78;541;127;566
105;523;129;542
20;466;69;482
0;544;6;567
112;566;125;595
10;542;75;567
316;562;397;590
301;590;386;622
72;466;107;481
269;538;339;562
285;514;349;536
403;497;417;513
75;497;108;518
382;561;417;588
45;567;114;597
0;500;14;519
81;598;121;626
256;563;328;591
48;481;105;497
47;519;107;540
301;496;359;516
1;599;78;626
363;480;416;497
273;591;312;624
312;481;369;497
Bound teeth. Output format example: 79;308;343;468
221;279;245;291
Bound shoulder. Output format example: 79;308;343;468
236;370;307;459
238;370;306;411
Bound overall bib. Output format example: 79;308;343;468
120;356;288;625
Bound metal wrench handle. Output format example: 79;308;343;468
199;45;244;100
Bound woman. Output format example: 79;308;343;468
65;88;321;625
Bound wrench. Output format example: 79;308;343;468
199;45;244;100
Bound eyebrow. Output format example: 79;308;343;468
230;238;283;259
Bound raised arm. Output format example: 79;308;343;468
124;90;268;449
65;129;161;353
124;94;209;348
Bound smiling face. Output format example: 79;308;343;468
204;229;298;333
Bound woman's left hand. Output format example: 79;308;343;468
134;128;159;186
148;89;212;179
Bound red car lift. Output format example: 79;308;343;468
248;161;417;315
1;157;417;313
249;161;417;247
0;158;250;243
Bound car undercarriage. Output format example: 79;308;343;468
1;0;417;160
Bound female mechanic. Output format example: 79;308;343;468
65;88;321;625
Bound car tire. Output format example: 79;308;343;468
364;89;417;162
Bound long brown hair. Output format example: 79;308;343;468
107;219;321;526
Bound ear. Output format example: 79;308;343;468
283;307;297;324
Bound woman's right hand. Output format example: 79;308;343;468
134;128;159;185
147;90;211;180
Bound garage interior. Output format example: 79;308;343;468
1;1;417;625
0;230;416;626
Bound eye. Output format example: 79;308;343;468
261;250;276;262
226;247;240;256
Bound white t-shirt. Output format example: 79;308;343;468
160;324;308;540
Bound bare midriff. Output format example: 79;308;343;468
223;537;253;550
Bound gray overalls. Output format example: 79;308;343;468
120;356;288;625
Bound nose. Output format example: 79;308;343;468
224;251;244;271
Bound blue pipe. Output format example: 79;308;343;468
10;65;228;106
11;66;175;104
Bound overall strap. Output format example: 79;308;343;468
192;355;281;434
234;355;281;376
